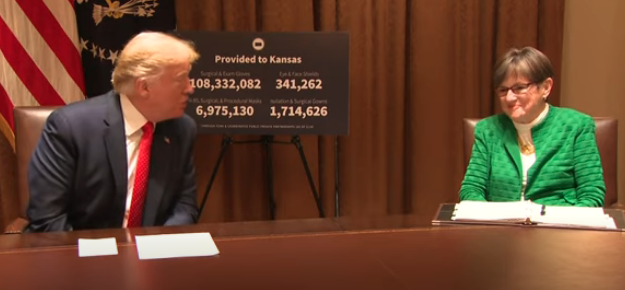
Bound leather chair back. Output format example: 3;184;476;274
462;117;619;208
0;118;17;229
8;106;58;232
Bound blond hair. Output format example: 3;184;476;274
111;32;199;94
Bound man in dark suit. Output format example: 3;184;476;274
26;32;200;232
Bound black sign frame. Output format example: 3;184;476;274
179;31;350;135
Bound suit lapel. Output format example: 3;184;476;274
103;93;128;227
143;122;174;226
502;120;523;178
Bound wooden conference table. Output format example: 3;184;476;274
1;212;625;290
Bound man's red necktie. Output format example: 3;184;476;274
127;122;154;227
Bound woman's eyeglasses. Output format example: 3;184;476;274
496;82;535;96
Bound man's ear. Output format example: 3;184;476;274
134;77;150;98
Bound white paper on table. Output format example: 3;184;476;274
78;238;119;257
453;201;539;222
134;232;220;260
453;201;616;230
532;206;617;229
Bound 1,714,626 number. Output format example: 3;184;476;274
269;106;328;119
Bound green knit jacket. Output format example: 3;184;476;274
459;105;606;207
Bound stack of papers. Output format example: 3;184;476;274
452;201;616;230
532;206;616;229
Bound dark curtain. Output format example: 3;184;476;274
174;0;565;223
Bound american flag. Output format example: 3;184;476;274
0;0;85;132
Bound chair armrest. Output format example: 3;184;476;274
4;217;28;234
608;202;625;211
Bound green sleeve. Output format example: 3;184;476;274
459;122;489;201
573;117;606;207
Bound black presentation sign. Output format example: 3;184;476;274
179;32;349;135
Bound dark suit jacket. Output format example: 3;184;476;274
26;91;199;232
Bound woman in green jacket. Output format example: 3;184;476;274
459;47;605;207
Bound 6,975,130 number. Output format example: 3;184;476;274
196;105;255;118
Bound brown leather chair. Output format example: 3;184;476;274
4;106;59;233
0;118;17;230
463;117;622;209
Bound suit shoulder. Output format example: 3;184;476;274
164;114;197;137
51;92;111;121
475;114;510;137
551;106;594;125
181;114;197;128
177;114;197;131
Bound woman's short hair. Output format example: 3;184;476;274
111;32;199;94
493;47;553;88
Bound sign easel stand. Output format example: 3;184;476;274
198;135;325;220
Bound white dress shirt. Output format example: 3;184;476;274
119;94;153;227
